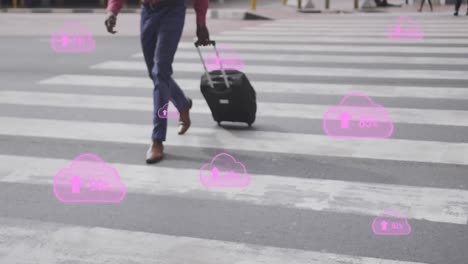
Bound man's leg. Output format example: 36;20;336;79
141;7;158;80
454;0;462;15
418;0;425;11
141;4;187;142
155;1;192;135
155;2;190;117
141;6;174;142
168;78;190;112
140;5;167;163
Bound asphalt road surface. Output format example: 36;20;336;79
0;9;467;264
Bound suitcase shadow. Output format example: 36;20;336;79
217;123;256;130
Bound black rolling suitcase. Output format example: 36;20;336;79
195;41;256;127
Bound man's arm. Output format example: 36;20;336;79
194;0;210;45
194;0;209;26
107;0;126;16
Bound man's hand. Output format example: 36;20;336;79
196;24;210;46
105;13;117;34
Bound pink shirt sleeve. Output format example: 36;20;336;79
194;0;209;25
107;0;126;15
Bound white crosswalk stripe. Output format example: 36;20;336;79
122;39;468;54
3;91;468;126
242;28;468;34
1;116;468;165
2;13;468;264
1;155;467;224
40;74;468;99
133;50;468;65
210;36;468;45
220;30;468;37
0;217;429;264
259;20;468;26
91;60;468;80
254;24;468;29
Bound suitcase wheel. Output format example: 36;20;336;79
217;121;221;126
248;123;252;127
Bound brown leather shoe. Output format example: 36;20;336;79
146;140;164;164
178;98;192;135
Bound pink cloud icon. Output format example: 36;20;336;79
51;21;96;53
200;152;250;188
323;91;394;139
204;44;244;72
53;153;126;203
372;208;412;236
157;102;179;119
387;16;424;41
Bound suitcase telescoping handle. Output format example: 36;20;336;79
194;40;231;89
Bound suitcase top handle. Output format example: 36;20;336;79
194;40;231;89
194;40;216;47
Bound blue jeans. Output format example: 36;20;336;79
140;0;190;142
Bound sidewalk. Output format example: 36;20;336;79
0;0;462;20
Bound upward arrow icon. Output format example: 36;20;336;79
61;35;69;47
380;220;388;231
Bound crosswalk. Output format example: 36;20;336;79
1;13;468;264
